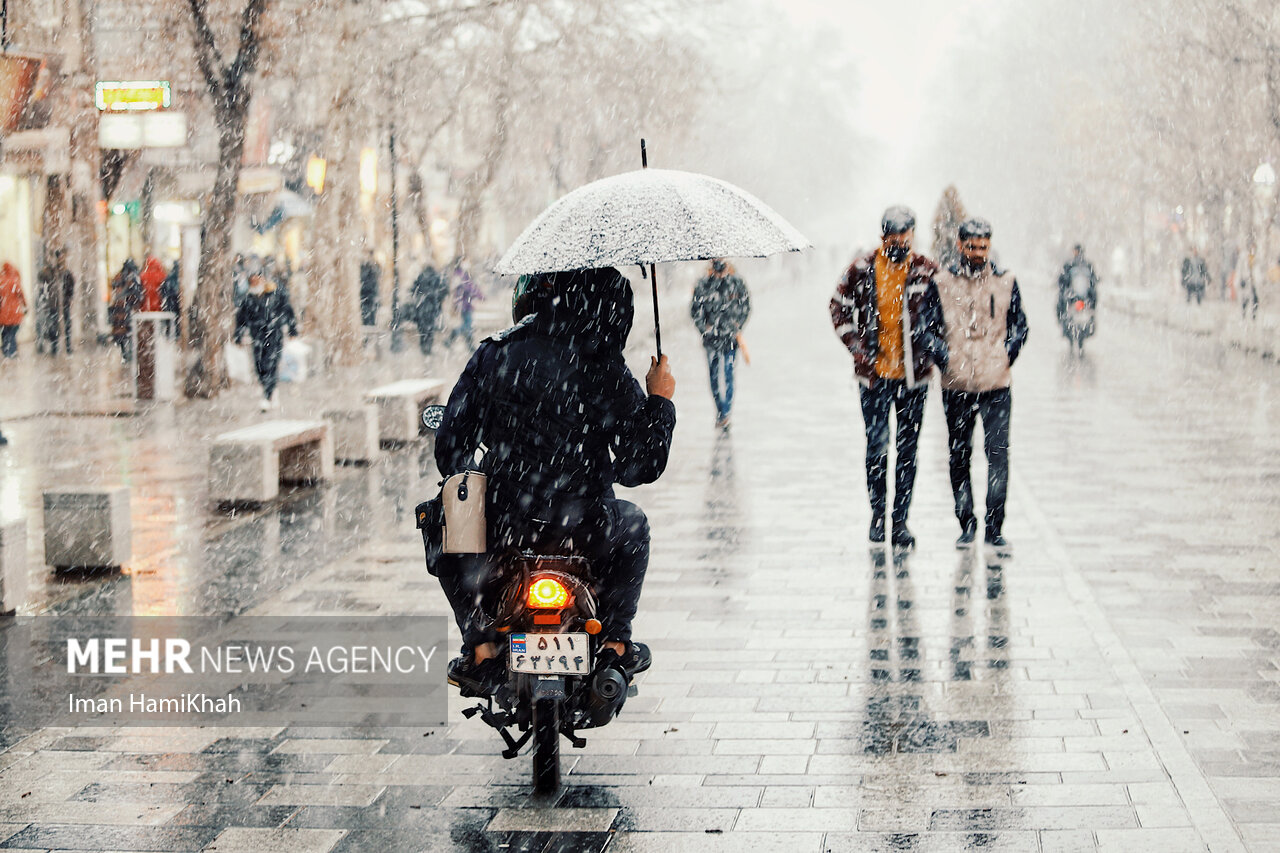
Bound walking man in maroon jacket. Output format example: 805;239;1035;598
830;207;947;549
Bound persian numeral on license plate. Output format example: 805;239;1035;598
509;633;591;674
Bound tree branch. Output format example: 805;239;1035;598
228;0;269;108
185;0;227;101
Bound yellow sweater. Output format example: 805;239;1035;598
874;253;907;379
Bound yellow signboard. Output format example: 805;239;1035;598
95;81;171;112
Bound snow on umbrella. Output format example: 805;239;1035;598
494;168;810;276
494;166;809;356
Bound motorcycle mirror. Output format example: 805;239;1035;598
421;405;446;432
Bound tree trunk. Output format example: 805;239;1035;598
312;91;363;367
186;120;247;398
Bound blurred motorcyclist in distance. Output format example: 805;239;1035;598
1057;244;1098;333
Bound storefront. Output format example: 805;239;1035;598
0;170;40;344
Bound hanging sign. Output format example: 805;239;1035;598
95;81;172;112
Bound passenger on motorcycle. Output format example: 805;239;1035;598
1057;245;1098;332
433;267;677;694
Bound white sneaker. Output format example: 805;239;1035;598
270;395;280;410
259;395;270;412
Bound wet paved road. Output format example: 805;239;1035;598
0;261;1277;852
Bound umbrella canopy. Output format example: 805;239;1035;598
494;168;810;275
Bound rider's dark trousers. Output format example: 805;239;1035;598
439;498;650;654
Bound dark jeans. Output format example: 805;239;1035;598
859;378;928;526
360;298;378;327
49;306;72;354
1;325;17;358
942;388;1011;537
447;311;474;348
416;311;439;355
438;498;650;654
705;345;736;418
252;335;283;399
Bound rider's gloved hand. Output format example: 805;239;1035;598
646;355;675;399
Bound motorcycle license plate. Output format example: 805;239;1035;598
509;633;591;674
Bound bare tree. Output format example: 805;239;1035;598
181;0;270;398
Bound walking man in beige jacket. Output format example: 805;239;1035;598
934;218;1029;552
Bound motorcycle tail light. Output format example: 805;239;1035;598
527;577;570;609
1074;300;1086;310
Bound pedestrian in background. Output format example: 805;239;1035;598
36;257;56;355
829;206;946;549
52;250;75;355
0;261;26;359
235;269;299;411
140;255;166;313
447;261;484;350
410;259;448;355
359;251;381;328
109;259;142;362
161;260;182;339
690;258;751;429
935;218;1029;552
1181;249;1209;305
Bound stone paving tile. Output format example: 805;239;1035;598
1094;827;1209;852
166;803;299;828
486;807;617;832
202;827;345;853
824;832;1041;852
255;783;385;807
608;831;822;852
0;823;217;851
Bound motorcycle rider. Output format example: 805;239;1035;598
1057;244;1097;334
433;267;676;694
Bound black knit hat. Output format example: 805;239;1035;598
958;218;993;240
881;206;916;236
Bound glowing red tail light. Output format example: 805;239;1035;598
526;577;570;609
1074;300;1086;310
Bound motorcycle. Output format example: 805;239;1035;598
420;405;634;793
1060;268;1095;355
1062;297;1094;355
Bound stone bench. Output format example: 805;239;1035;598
210;420;334;505
43;487;131;571
364;379;446;445
324;406;380;465
0;518;27;612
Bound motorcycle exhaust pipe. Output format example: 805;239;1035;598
591;666;627;702
585;664;629;725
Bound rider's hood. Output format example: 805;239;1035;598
527;268;633;358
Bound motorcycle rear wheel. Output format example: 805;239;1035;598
532;698;561;793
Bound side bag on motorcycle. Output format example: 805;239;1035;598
442;471;488;554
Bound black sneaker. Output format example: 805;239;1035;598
447;655;506;696
985;532;1012;554
956;523;977;548
891;525;915;551
869;515;886;543
0;433;7;446
598;642;652;678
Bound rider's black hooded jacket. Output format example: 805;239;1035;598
434;268;676;521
